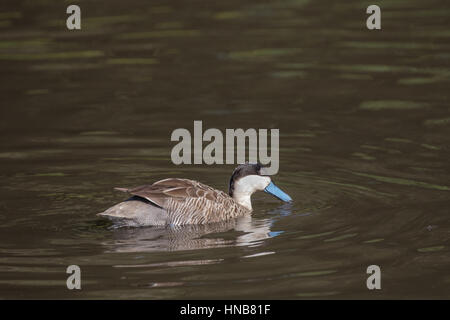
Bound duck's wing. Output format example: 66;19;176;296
115;178;222;209
115;178;243;224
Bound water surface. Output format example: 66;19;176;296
0;0;449;299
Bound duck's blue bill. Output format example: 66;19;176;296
264;181;292;202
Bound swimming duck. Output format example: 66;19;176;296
98;163;292;226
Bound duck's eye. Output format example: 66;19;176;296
259;167;271;176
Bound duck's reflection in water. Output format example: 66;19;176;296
103;208;290;253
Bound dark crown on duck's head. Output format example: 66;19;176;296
229;162;266;197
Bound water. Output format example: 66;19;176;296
0;0;449;299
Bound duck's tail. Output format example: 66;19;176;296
97;199;169;226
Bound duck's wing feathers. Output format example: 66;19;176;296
115;178;243;224
115;179;223;208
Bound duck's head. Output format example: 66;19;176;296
229;163;292;210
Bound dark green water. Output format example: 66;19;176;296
0;0;449;299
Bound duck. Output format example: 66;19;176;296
98;163;292;226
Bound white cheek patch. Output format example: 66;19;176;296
234;175;271;195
